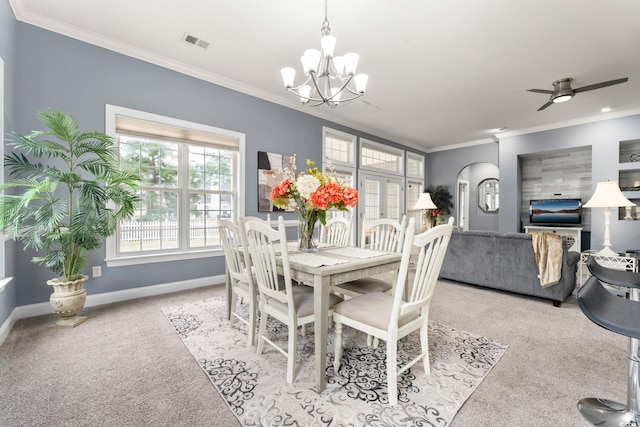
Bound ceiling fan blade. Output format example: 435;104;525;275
573;77;629;93
527;88;554;94
537;101;554;111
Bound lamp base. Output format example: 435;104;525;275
596;246;619;257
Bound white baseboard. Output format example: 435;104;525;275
0;308;18;346
0;275;225;345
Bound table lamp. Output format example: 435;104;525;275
412;192;437;231
583;180;635;256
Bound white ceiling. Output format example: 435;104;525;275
9;0;640;151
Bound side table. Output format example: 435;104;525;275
578;250;638;294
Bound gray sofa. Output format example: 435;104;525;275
439;230;580;306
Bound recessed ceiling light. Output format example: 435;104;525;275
492;127;507;132
601;107;612;113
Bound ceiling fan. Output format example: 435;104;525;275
527;77;628;111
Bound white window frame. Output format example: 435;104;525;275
104;104;245;267
322;127;357;244
322;126;356;170
406;151;425;221
0;57;8;292
359;138;405;177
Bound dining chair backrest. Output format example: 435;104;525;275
218;218;253;290
243;216;293;305
241;214;272;227
319;214;353;246
391;218;453;323
361;215;407;253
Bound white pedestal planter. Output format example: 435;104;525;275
47;275;89;328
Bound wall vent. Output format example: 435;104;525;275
183;34;210;49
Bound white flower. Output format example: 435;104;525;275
296;174;321;200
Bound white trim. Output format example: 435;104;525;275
496;108;640;140
0;275;225;344
15;275;224;319
322;126;357;169
0;306;18;345
427;138;497;153
359;138;405;177
106;248;223;267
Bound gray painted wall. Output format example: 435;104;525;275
0;0;18;328
6;17;426;309
499;114;640;252
426;142;500;228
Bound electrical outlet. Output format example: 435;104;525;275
92;266;102;277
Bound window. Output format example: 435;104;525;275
105;105;245;266
360;139;404;175
406;152;426;226
323;127;356;169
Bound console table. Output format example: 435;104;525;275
524;226;582;253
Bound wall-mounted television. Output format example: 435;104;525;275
529;199;582;225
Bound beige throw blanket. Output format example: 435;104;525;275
530;232;564;288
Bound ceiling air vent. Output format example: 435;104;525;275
183;34;210;49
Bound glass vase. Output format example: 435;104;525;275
297;209;319;252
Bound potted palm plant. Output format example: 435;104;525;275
425;185;453;226
0;109;140;328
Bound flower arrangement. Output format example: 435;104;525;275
270;154;358;251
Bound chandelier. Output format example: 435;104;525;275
280;0;368;108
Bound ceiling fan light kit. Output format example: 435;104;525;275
280;0;368;108
528;77;628;111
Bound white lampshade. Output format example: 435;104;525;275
343;52;359;75
301;49;320;74
354;74;368;93
320;35;336;57
584;181;635;208
584;180;635;256
280;67;296;88
412;192;437;210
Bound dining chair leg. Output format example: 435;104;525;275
229;294;237;328
300;324;306;336
287;320;298;384
333;321;344;372
247;297;256;347
420;323;430;375
257;307;268;355
366;334;373;347
387;339;399;405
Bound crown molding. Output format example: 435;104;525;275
427;137;497;153
496;107;640;140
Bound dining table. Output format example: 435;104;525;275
278;245;402;393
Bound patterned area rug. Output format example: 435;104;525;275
163;297;507;427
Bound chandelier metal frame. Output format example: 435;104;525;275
280;0;368;108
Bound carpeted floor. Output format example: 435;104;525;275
162;296;508;426
0;279;624;426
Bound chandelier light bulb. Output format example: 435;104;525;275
354;74;368;93
301;49;320;74
320;35;336;58
343;53;359;75
280;67;296;88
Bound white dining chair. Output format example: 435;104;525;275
319;212;353;246
332;218;453;405
333;215;407;298
244;216;342;384
218;218;258;346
